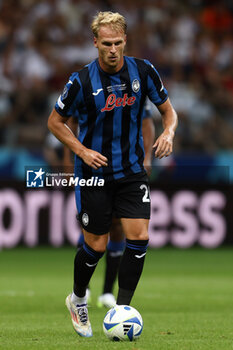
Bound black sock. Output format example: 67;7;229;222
73;242;104;297
103;251;122;294
103;240;125;294
117;239;148;305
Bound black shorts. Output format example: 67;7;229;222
76;172;151;235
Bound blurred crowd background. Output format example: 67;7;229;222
0;0;232;180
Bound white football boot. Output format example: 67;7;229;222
97;293;116;308
65;294;93;337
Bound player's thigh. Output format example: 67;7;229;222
120;218;149;240
75;185;113;235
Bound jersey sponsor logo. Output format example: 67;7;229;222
92;88;103;96
132;79;140;93
101;93;136;112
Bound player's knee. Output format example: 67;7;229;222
93;246;106;254
85;238;108;253
124;231;149;241
135;232;149;241
87;242;106;253
83;230;108;253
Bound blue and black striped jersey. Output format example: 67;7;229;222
55;56;168;181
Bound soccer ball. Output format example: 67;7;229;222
103;305;143;341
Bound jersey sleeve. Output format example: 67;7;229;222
142;98;152;120
144;59;168;106
55;73;81;117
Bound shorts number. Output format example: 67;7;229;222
140;184;150;203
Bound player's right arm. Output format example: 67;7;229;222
47;108;108;169
63;117;77;173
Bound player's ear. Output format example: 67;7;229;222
123;35;127;51
124;34;127;44
93;37;98;47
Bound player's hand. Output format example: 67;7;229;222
81;148;108;169
153;131;174;159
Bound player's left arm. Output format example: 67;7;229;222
142;117;155;174
153;98;178;159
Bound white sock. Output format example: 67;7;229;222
71;292;87;306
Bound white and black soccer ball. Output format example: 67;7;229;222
103;305;143;341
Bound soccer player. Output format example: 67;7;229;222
65;104;155;309
48;11;177;338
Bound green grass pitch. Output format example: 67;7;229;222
0;247;233;350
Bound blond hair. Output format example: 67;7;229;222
91;11;127;37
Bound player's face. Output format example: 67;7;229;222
94;25;126;73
